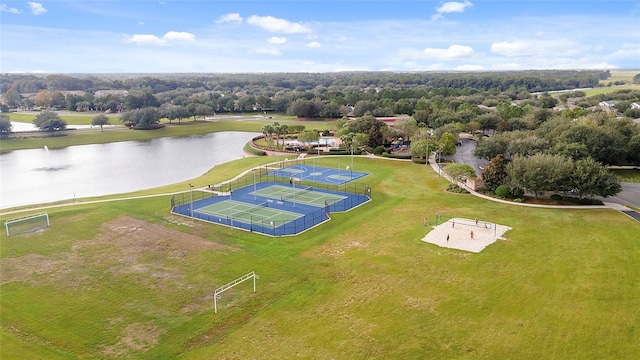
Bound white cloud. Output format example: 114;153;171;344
247;15;311;34
255;47;281;56
124;34;163;45
490;40;529;57
216;13;243;24
423;45;475;59
434;1;473;20
27;2;46;15
163;31;196;42
338;36;348;42
456;64;484;71
1;4;22;14
608;44;640;59
124;31;196;45
491;39;585;57
138;21;145;25
268;37;287;45
306;41;321;48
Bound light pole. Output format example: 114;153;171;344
426;134;430;165
350;144;354;174
253;169;257;200
337;158;341;190
189;184;194;219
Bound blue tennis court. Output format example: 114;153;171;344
171;181;371;237
267;164;368;185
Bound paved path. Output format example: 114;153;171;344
3;154;638;223
427;153;640;222
450;136;488;177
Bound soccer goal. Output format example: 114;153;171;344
214;271;259;314
5;213;50;236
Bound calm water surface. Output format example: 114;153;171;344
0;131;259;209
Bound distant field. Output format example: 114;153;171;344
599;69;639;85
579;84;640;97
7;112;115;126
0;113;336;153
1;157;639;359
611;169;640;183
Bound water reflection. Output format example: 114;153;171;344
0;131;259;209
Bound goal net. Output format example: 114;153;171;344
5;213;50;236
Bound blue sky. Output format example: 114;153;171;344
1;0;639;73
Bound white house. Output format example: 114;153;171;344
598;100;617;111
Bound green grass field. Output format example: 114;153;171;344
1;157;639;359
611;169;640;183
599;70;639;86
0;113;335;153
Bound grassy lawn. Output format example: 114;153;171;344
0;120;336;154
1;157;639;359
611;169;640;183
599;70;639;85
581;84;640;97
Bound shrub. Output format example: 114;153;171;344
412;157;427;164
511;187;524;198
244;142;266;156
495;185;510;198
373;146;385;155
550;194;563;201
382;153;412;159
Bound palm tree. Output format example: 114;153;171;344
260;124;275;149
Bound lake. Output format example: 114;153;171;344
0;131;260;209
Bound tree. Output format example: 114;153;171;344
444;163;476;189
119;107;160;129
410;139;428;160
538;94;559;109
0;114;12;134
496;103;525;120
33;89;52;108
91;114;110;132
33;110;67;134
466;120;481;134
481;154;509;191
319;102;341;119
276;123;289;149
352;100;378;117
195;103;213;121
439;132;457;157
571;157;621;199
507;136;549;157
627;134;640;164
297;129;320;147
343;115;386;147
352;133;369;149
476;113;499;133
397;118;418;141
65;94;84;111
3;89;22;108
260;124;275;148
474;135;510;160
51;90;67;109
124;91;159;110
623;108;640;119
287;99;324;118
507;154;574;198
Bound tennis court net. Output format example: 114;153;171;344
228;201;268;219
281;186;313;201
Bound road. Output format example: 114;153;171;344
599;182;640;208
448;135;639;209
449;135;488;177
